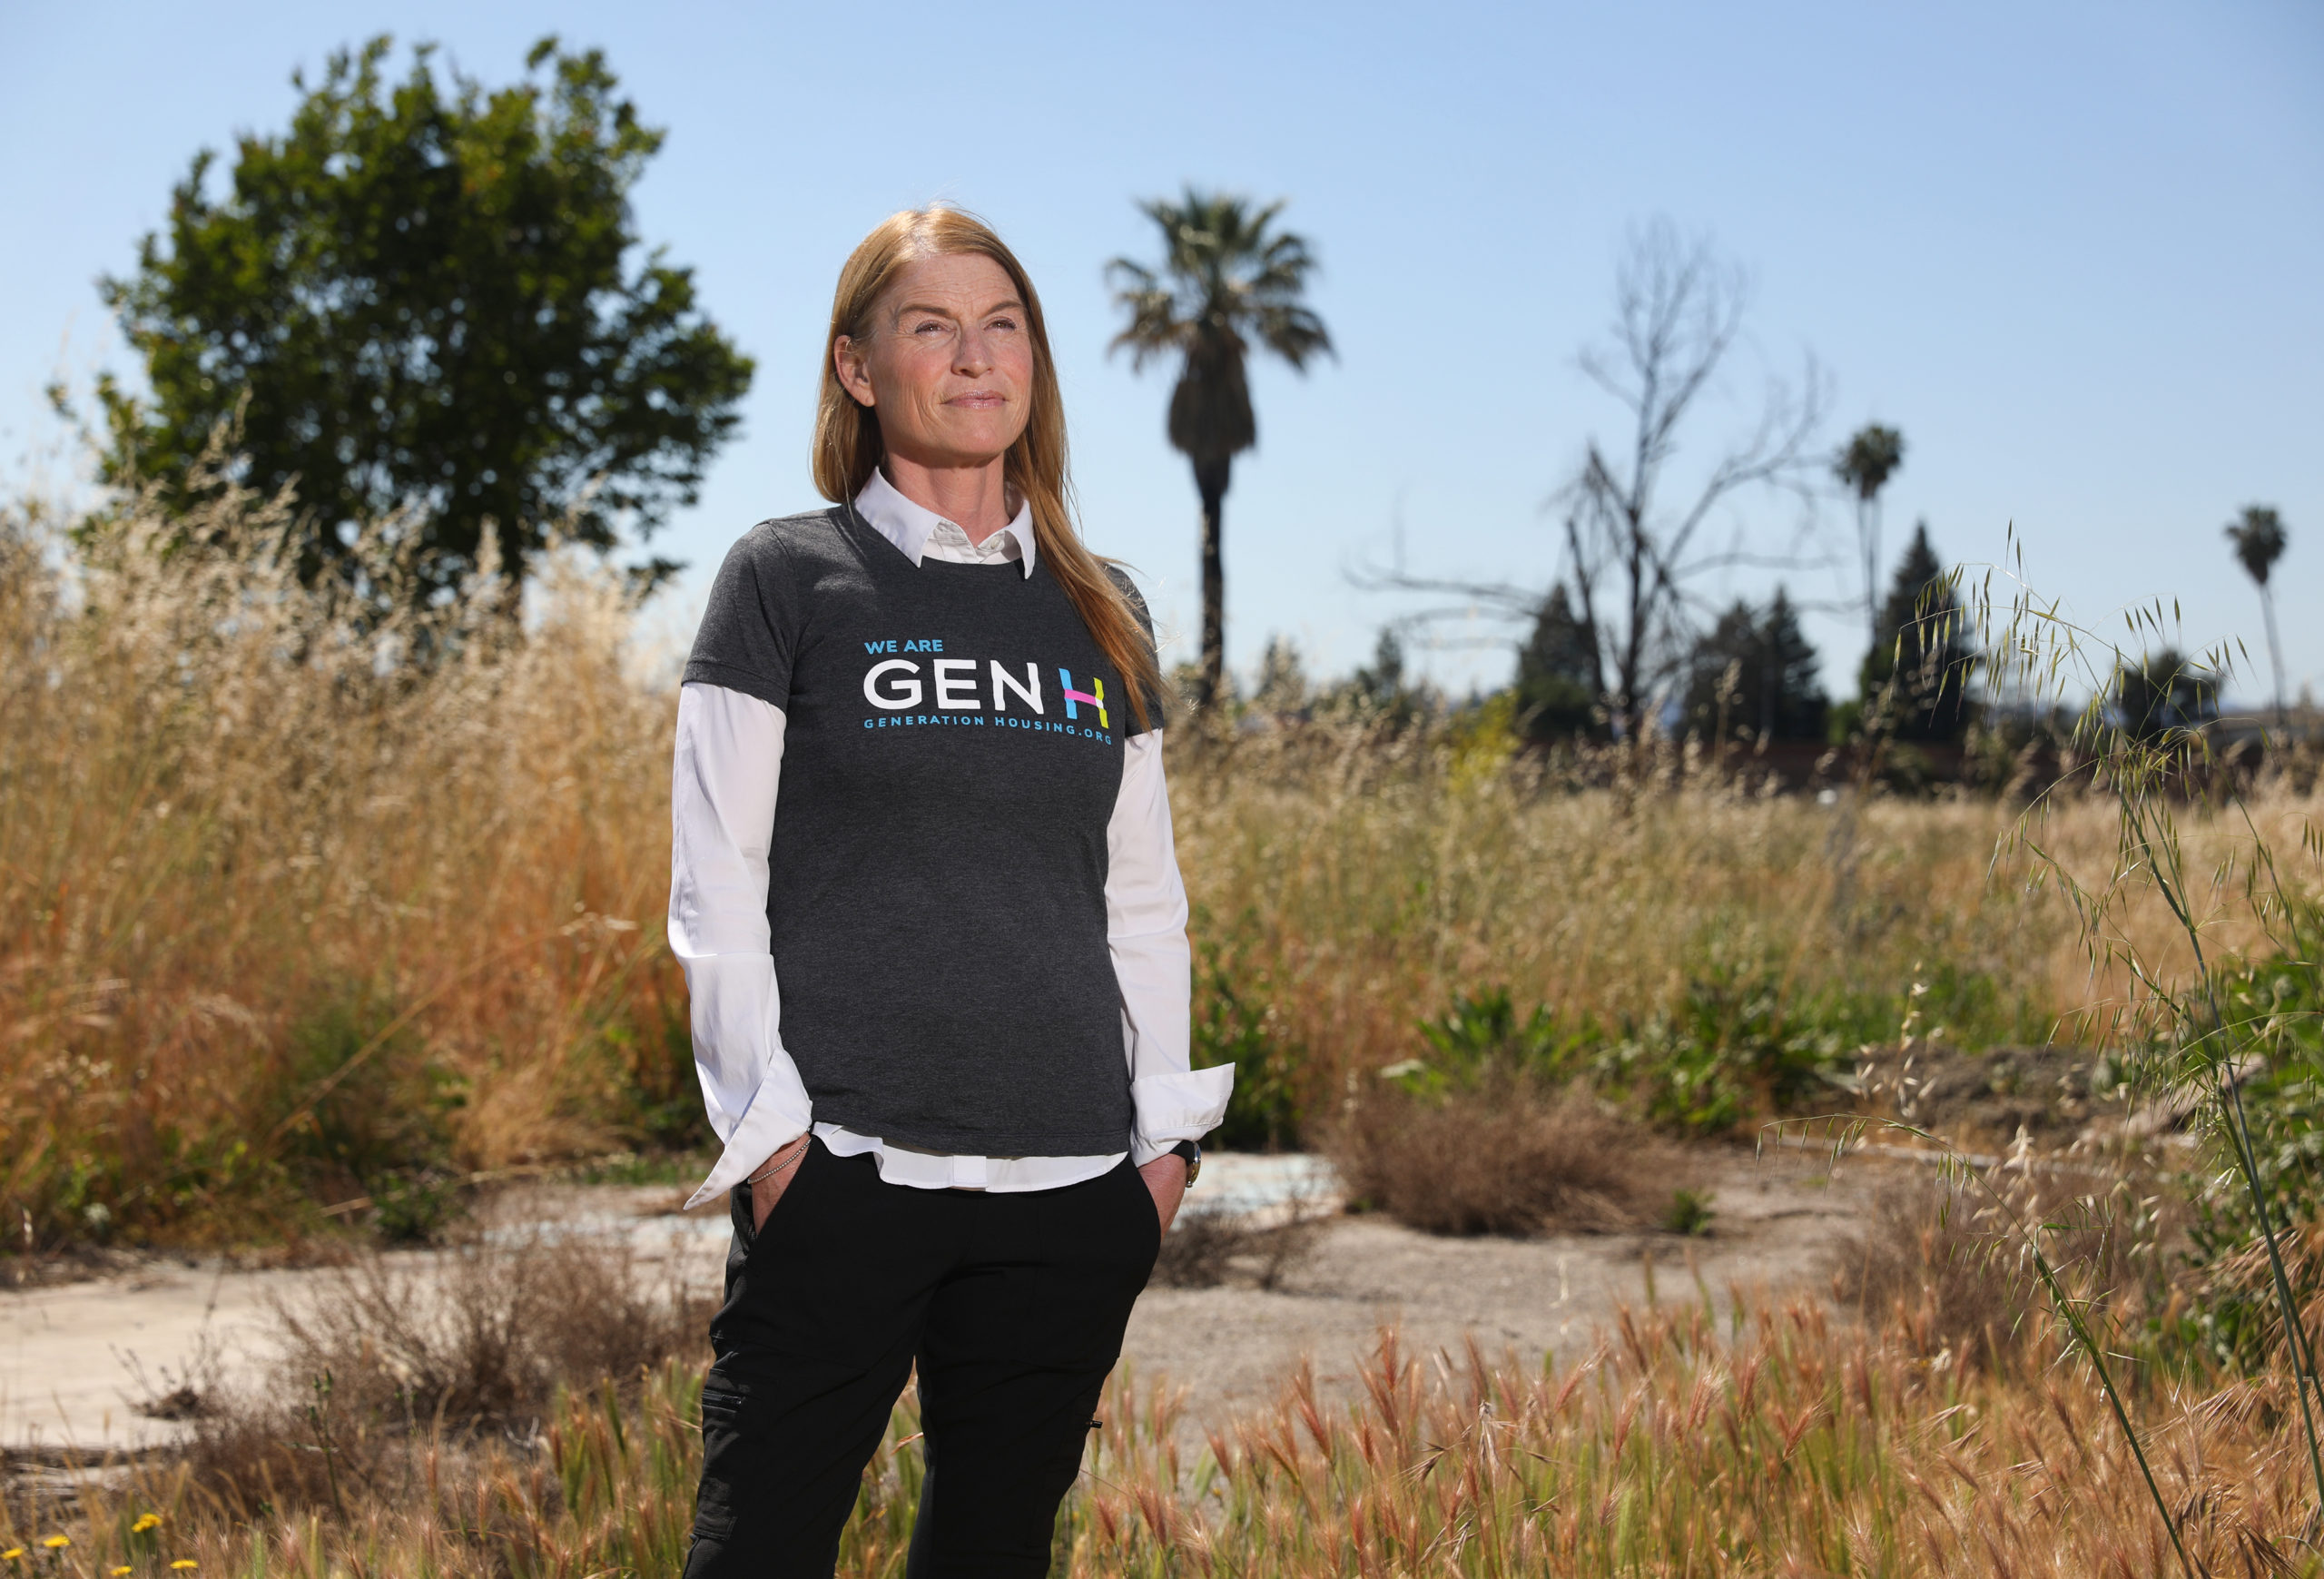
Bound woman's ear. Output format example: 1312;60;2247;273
833;336;877;409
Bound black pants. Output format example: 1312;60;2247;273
684;1140;1161;1578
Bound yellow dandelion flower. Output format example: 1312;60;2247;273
132;1514;162;1533
113;1567;134;1576
1;1549;21;1562
172;1564;200;1573
40;1536;68;1550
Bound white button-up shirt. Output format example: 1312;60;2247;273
669;469;1234;1206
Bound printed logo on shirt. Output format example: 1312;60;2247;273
1058;670;1108;730
857;640;1118;744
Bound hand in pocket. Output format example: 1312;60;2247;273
749;1135;811;1233
1136;1152;1188;1236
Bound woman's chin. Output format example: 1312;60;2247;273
898;428;1027;470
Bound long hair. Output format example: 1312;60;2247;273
812;207;1164;732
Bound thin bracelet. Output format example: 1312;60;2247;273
746;1153;801;1186
746;1138;808;1186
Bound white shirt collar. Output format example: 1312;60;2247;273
852;467;1037;578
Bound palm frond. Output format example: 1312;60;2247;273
1107;187;1334;459
1249;302;1331;370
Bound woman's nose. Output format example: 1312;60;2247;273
953;328;992;376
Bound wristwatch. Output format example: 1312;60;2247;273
1167;1140;1202;1188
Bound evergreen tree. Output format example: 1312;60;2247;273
1250;634;1309;717
1513;583;1603;742
1344;627;1426;728
1682;587;1827;742
1859;521;1973;741
1351;627;1404;705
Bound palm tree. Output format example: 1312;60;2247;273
1835;424;1905;654
2225;504;2290;731
1108;190;1332;711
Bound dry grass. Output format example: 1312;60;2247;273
1827;1145;2178;1372
1170;722;2320;1124
179;1229;715;1516
2;471;686;1248
1168;728;2049;1094
13;1278;2316;1575
1070;1306;2316;1577
1332;1078;1689;1236
5;468;2318;1251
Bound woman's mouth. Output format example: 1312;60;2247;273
950;390;1007;410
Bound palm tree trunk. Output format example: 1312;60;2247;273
1195;456;1231;712
1859;495;1878;654
2262;585;2288;735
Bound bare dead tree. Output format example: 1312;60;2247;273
1355;221;1830;739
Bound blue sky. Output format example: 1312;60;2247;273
4;0;2319;704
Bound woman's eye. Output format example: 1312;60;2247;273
913;321;946;337
989;318;1018;334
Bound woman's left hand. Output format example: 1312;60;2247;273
1137;1153;1188;1236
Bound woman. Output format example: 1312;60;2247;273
667;206;1232;1577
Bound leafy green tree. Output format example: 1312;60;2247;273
1108;190;1332;710
2113;647;2220;741
1835;423;1905;650
1514;583;1603;742
2224;504;2290;730
1681;587;1827;742
98;35;753;608
1860;521;1973;741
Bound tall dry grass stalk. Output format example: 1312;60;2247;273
1;462;684;1247
1074;1307;2315;1577
17;1299;2315;1575
1965;554;2324;1551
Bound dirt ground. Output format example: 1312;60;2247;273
1128;1145;1879;1430
0;1146;1887;1459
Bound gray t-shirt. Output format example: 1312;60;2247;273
684;505;1163;1156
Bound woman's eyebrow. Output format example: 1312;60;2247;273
888;295;1026;325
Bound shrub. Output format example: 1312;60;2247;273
1150;1201;1323;1290
1394;985;1591;1094
1597;954;1858;1136
183;1228;715;1514
2171;904;2324;1373
1375;964;2043;1150
1191;914;1307;1150
1332;1074;1681;1237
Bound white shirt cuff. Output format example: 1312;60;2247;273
1128;1065;1235;1164
687;1083;814;1209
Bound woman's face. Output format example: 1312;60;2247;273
835;252;1037;472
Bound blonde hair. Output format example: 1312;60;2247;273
812;206;1163;732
